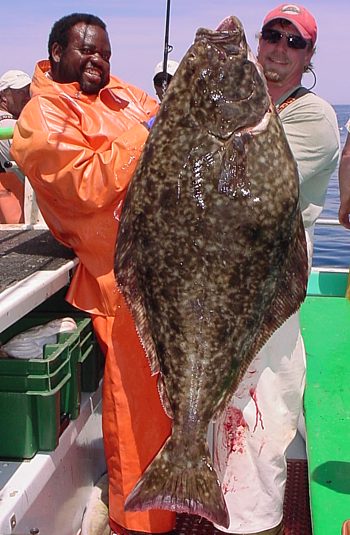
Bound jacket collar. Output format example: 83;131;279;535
32;60;130;106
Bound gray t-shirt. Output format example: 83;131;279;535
278;93;340;227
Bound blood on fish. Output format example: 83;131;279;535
223;406;248;455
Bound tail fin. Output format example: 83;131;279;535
124;437;229;529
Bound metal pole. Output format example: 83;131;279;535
162;0;172;75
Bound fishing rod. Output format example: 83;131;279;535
162;0;173;83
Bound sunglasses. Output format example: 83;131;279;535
261;28;308;50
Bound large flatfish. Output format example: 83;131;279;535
114;15;308;529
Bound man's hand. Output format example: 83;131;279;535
338;133;350;229
338;202;350;229
142;116;156;131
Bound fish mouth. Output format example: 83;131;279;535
215;15;242;33
195;16;245;57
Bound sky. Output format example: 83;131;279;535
2;0;349;105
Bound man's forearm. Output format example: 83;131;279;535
338;134;350;229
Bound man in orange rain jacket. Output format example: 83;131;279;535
11;13;176;535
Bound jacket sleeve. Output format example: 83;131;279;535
126;83;159;118
11;96;150;215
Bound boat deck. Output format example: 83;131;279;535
0;228;75;292
301;274;350;535
0;228;77;332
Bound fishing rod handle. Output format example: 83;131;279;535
0;127;14;140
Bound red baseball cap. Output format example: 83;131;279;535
262;4;317;46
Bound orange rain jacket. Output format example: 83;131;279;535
12;60;175;534
0;171;24;223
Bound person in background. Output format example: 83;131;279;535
338;125;350;229
0;70;31;223
153;59;179;101
11;13;176;535
213;4;339;534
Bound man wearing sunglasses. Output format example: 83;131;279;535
257;9;339;255
213;4;339;535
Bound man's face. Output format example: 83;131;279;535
1;85;30;119
154;83;165;102
51;22;111;94
257;22;313;86
153;74;173;102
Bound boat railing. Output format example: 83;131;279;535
312;217;350;282
316;218;341;226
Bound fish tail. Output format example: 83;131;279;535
124;438;229;529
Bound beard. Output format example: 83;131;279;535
79;76;108;95
263;69;282;82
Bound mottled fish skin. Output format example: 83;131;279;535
115;15;308;529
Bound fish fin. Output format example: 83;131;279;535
116;193;161;376
216;214;308;416
116;278;173;419
157;374;174;418
248;214;308;357
116;283;160;376
124;437;230;529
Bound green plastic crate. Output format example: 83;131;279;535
24;313;105;393
58;330;81;420
0;317;83;459
0;341;72;391
76;317;104;392
31;291;105;392
1;312;104;399
0;317;82;417
0;294;105;459
30;308;104;392
0;377;70;459
0;341;73;460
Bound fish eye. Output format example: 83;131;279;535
225;44;240;56
186;55;197;73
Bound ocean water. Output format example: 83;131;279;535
312;105;350;268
